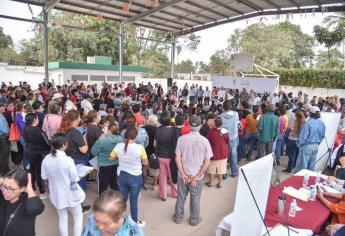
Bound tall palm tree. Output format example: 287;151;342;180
323;12;345;69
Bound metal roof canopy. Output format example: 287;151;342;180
8;0;345;83
11;0;345;35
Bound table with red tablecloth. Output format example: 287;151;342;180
265;175;338;233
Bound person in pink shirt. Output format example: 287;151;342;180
274;106;288;165
42;103;62;140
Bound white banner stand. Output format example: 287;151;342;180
216;154;274;236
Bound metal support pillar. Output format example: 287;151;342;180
43;10;49;82
119;24;124;84
170;33;176;78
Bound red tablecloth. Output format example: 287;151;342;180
265;176;338;233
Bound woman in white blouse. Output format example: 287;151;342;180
110;126;148;227
41;133;85;236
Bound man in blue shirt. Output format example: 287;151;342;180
295;106;326;172
0;102;10;175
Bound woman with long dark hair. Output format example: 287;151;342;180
23;113;50;199
110;126;148;227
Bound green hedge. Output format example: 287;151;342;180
275;69;345;89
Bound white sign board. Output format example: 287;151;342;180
231;154;274;236
315;112;341;172
230;53;255;72
212;76;278;93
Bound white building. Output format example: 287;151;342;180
49;61;148;86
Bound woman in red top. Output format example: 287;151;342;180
205;116;229;190
238;110;248;161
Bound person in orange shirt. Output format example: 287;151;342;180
181;113;191;135
317;187;345;224
132;103;145;127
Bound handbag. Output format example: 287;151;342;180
2;202;23;236
148;153;160;169
8;123;20;141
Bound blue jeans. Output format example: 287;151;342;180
117;171;142;223
286;139;298;171
244;132;257;160
294;143;318;172
274;134;285;162
74;155;89;191
237;135;246;160
228;137;239;176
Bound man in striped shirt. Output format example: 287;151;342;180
174;115;212;226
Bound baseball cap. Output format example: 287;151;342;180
189;115;201;127
309;106;320;114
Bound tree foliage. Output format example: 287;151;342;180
313;25;345;64
3;12;200;77
316;48;344;69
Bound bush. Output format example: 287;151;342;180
275;68;345;89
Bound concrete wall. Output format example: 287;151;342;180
279;85;345;98
0;64;48;89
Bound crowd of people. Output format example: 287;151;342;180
0;79;345;235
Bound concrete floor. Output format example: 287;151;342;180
36;156;292;236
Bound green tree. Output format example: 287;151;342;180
316;48;344;69
208;49;230;75
194;61;209;73
175;59;195;73
226;22;315;69
313;25;345;64
0;26;13;49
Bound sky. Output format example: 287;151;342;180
0;0;333;63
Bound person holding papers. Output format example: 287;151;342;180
41;134;85;236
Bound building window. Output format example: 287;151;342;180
90;75;106;81
107;76;119;81
71;75;88;81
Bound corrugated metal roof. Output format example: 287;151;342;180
12;0;345;35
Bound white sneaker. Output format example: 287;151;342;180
137;220;146;228
39;192;49;200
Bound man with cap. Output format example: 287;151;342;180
294;106;325;172
174;115;212;226
0;102;10;175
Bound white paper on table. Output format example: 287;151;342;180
89;156;98;168
76;164;95;178
296;205;303;212
283;186;310;202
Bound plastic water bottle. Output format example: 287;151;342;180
303;173;309;188
277;194;286;215
288;199;297;217
315;170;321;185
310;186;317;201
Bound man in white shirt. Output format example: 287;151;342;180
81;95;94;115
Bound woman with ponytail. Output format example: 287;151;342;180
41;133;84;236
110;126;148;227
